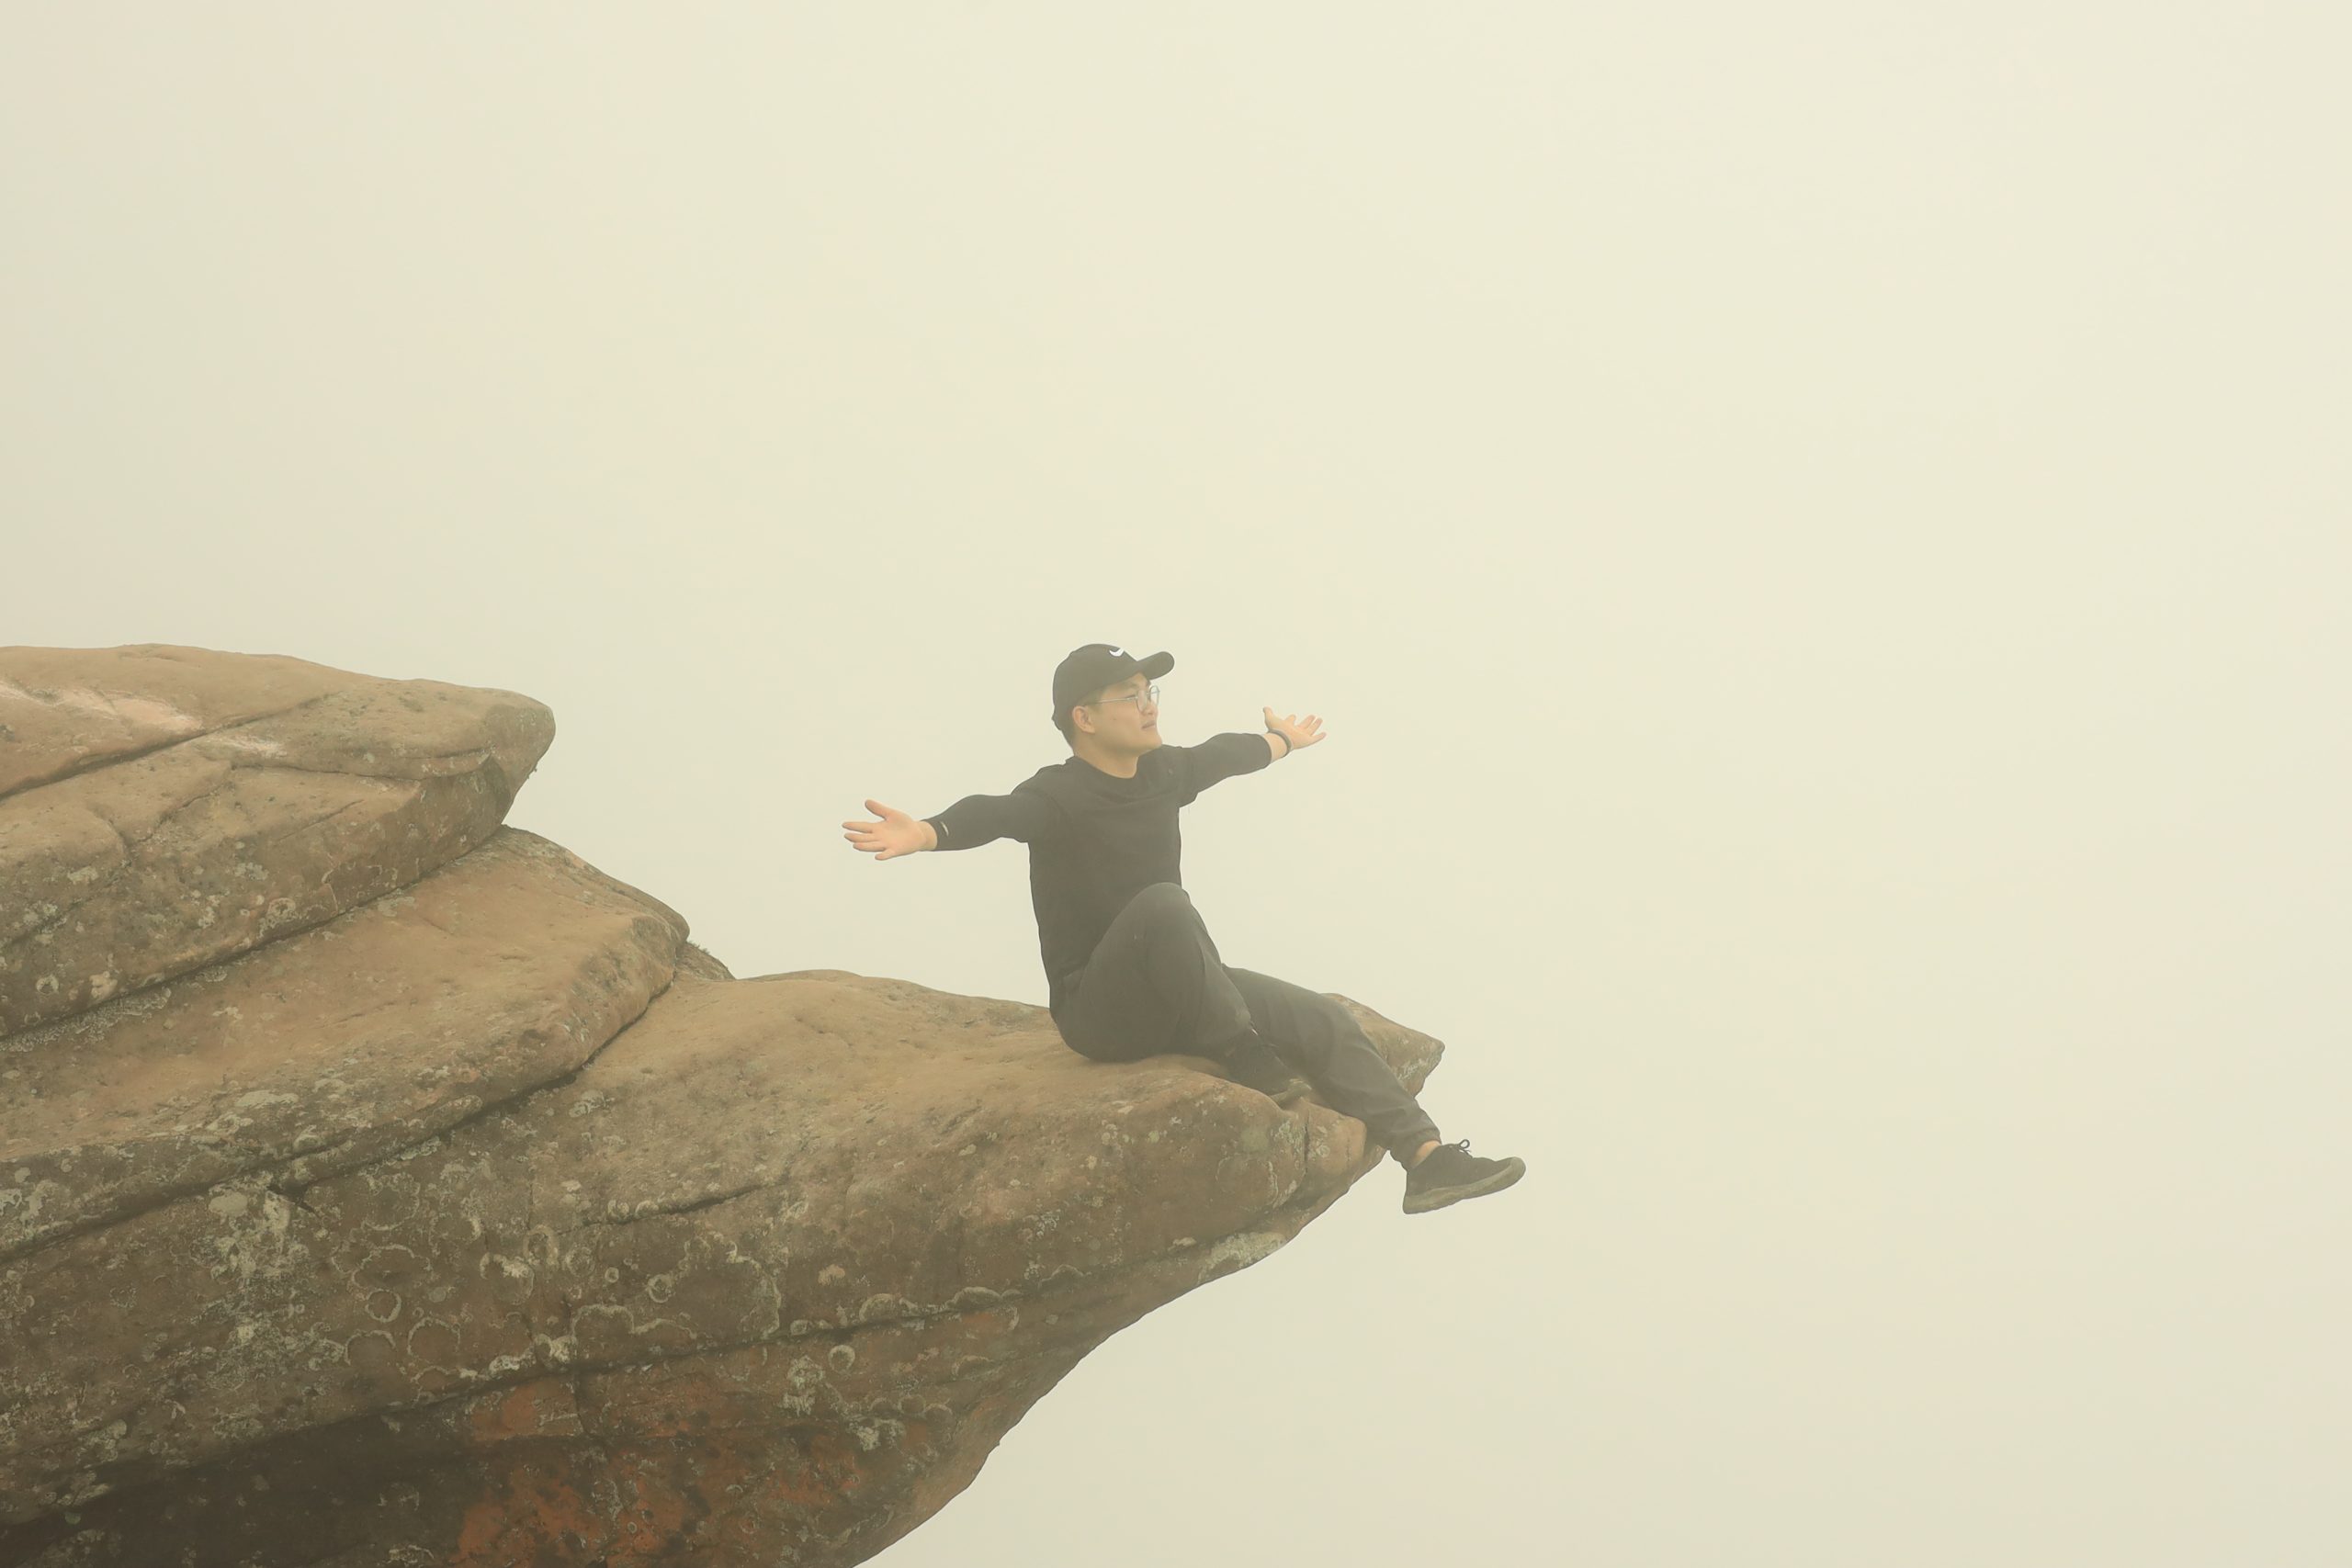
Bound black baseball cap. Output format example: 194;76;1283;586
1053;642;1174;723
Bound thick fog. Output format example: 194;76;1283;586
6;6;2345;1563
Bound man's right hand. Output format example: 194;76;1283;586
842;799;933;860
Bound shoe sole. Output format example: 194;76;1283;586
1402;1156;1527;1214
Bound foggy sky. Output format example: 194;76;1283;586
5;5;2346;1563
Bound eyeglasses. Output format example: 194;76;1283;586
1090;684;1159;708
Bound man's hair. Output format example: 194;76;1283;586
1052;682;1108;748
1052;674;1140;748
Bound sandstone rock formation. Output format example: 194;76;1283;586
0;645;1442;1567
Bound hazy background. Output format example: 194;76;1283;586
6;4;2346;1563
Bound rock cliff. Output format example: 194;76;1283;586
0;646;1441;1567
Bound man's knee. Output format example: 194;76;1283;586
1125;882;1192;920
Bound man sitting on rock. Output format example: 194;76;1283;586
841;642;1524;1214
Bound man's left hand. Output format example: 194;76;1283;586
1264;706;1327;751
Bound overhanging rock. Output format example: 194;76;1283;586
0;644;1442;1567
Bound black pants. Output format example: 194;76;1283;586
1050;882;1442;1166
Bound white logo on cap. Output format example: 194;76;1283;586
1108;646;1128;658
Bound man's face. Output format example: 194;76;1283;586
1082;672;1160;750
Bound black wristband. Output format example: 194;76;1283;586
1266;728;1290;758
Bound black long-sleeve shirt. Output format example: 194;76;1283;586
922;731;1276;1020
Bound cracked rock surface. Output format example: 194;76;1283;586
0;645;1442;1567
1;643;556;1038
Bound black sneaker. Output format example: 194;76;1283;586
1217;1033;1312;1107
1402;1139;1526;1213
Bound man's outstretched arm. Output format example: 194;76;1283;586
1169;708;1330;806
842;786;1061;860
